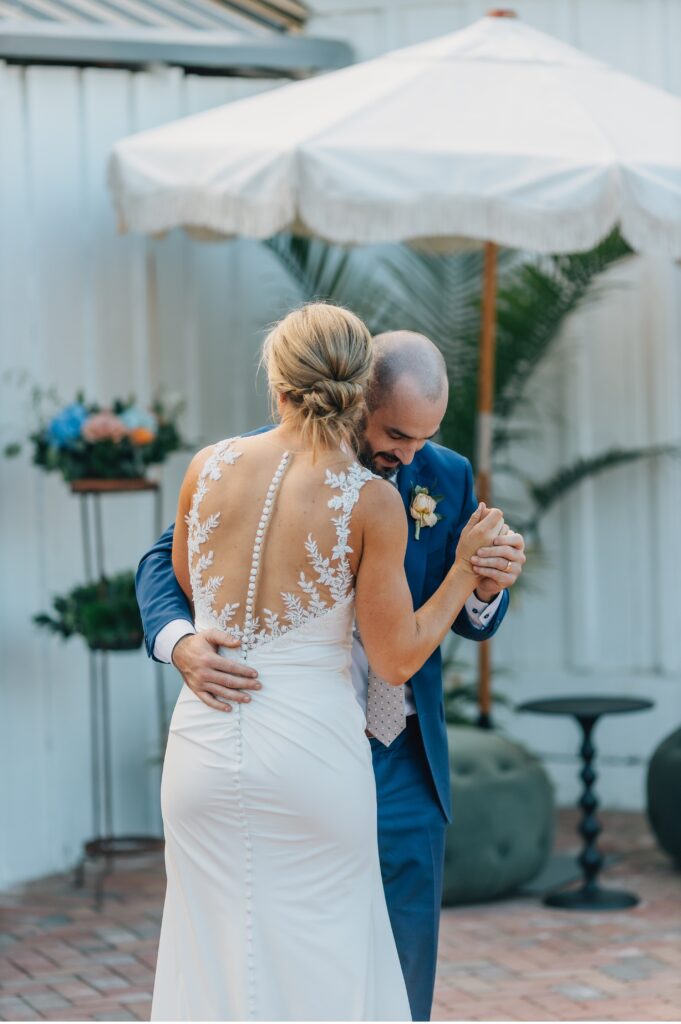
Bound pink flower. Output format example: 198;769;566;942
81;411;128;443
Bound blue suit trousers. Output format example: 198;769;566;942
371;715;447;1022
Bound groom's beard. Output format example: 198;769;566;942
358;441;402;479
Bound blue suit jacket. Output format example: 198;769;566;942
135;428;509;823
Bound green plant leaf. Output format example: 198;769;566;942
34;571;143;651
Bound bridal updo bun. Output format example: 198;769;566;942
262;303;373;457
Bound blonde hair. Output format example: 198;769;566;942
261;303;373;457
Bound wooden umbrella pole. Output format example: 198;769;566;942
475;241;498;727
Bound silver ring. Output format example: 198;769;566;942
506;560;512;571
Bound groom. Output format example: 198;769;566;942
136;330;524;1022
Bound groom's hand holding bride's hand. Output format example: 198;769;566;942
468;504;526;601
171;630;261;712
455;502;506;583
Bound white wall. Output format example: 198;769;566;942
307;0;681;811
1;0;680;887
0;64;292;888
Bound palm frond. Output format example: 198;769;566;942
493;230;633;430
519;443;681;535
263;235;393;331
264;235;352;300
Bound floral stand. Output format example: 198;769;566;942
71;477;167;909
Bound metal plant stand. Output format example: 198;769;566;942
519;695;654;910
71;478;167;909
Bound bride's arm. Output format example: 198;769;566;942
354;481;504;685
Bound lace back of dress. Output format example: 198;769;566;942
241;450;290;653
186;437;374;655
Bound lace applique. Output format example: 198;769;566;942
185;438;243;631
186;440;375;653
280;461;370;625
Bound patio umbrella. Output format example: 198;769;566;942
108;10;681;723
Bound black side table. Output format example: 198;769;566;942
518;695;654;910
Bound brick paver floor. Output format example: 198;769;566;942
1;809;679;1021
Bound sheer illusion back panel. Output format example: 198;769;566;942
186;435;373;649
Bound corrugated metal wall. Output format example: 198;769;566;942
0;64;290;887
1;0;680;887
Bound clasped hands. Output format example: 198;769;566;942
457;501;526;604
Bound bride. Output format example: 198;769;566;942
151;302;506;1022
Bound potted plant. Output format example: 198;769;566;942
4;383;186;488
33;571;143;652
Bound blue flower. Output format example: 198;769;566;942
47;403;88;448
119;406;157;434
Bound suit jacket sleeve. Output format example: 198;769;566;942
135;522;193;661
447;457;509;641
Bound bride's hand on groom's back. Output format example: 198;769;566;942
171;630;262;712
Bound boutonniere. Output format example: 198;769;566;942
409;484;444;541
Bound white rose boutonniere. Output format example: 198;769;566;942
409;484;444;541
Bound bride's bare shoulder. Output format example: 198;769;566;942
356;474;405;529
183;440;222;477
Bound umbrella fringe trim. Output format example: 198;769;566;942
108;164;681;259
300;187;681;258
298;191;623;253
108;160;296;240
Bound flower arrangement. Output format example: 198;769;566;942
4;384;185;482
33;571;143;651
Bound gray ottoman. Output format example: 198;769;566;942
442;726;555;905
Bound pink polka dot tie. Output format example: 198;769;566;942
366;666;406;746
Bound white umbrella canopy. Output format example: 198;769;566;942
109;12;681;257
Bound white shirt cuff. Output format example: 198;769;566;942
465;590;503;629
154;619;196;664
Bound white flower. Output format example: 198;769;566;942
410;493;437;520
409;486;443;540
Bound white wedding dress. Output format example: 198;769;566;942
151;437;411;1022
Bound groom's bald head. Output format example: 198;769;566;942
367;331;448;410
360;331;449;476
